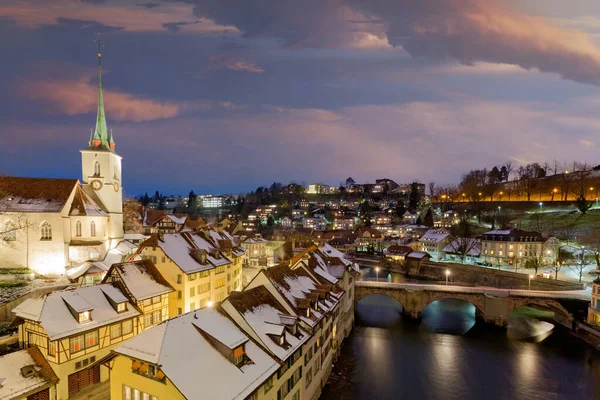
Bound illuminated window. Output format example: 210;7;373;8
48;340;56;357
75;221;82;237
111;324;122;339
40;221;52;240
122;319;133;335
153;310;161;324
90;221;96;237
117;302;126;313
79;311;91;323
85;331;98;347
70;335;84;353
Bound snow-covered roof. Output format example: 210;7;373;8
124;233;148;241
0;347;58;400
12;284;140;340
114;308;279;400
0;177;78;213
225;286;310;362
419;229;451;243
105;260;174;301
407;251;431;260
65;261;109;280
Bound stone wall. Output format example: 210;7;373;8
0;284;68;322
416;262;584;291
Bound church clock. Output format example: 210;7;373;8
113;181;120;192
91;180;103;191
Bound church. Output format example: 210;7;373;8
0;48;124;277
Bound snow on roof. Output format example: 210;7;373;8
187;233;231;267
319;243;352;267
0;347;58;400
0;177;78;213
107;260;174;301
65;261;109;280
166;214;187;225
419;229;451;243
407;251;430;259
115;308;279;400
101;285;129;304
12;284;140;340
154;232;230;274
225;287;310;362
124;233;148;241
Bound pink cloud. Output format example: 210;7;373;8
208;54;265;73
16;74;180;122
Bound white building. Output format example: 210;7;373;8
303;217;327;231
0;50;123;276
201;195;225;208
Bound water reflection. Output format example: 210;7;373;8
323;295;600;400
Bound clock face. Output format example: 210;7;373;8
113;181;120;192
91;180;102;191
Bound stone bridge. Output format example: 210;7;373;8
355;281;589;328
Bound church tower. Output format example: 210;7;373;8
81;35;124;241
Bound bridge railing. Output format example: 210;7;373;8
355;280;589;300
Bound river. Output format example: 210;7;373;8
321;294;600;400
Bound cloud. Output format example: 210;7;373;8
16;73;181;122
580;139;595;149
208;54;265;73
0;0;238;33
189;0;600;84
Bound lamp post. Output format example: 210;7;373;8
528;275;533;290
539;202;543;212
445;269;450;285
375;267;380;282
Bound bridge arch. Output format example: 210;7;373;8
508;299;573;323
422;294;486;320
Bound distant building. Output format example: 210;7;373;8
201;195;225;208
417;229;453;260
303;216;328;231
480;229;544;267
588;277;600;326
306;183;331;194
333;217;354;230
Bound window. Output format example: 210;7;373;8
177;290;182;299
123;385;158;400
48;340;56;357
305;367;313;387
215;278;226;288
85;331;98;347
2;222;16;241
198;283;210;293
79;311;91;323
190;302;195;311
152;296;161;304
144;313;153;327
216;291;226;302
278;381;290;400
122;319;133;335
177;275;182;284
117;302;126;313
199;271;209;278
177;308;182;315
70;335;85;353
40;221;52;240
292;390;300;400
75;221;82;237
215;266;225;274
111;324;122;339
94;161;101;176
190;287;195;297
161;256;166;263
90;221;96;237
188;273;197;282
264;377;274;393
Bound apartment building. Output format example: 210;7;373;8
416;229;453;260
242;235;270;267
137;231;243;317
11;285;141;398
480;229;544;267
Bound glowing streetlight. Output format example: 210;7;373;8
528;275;533;290
375;267;380;282
445;269;450;285
207;301;214;307
539;202;543;211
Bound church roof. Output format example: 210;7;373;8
0;177;78;213
69;186;108;216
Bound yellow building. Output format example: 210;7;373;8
11;285;141;399
102;259;174;331
588;277;600;326
137;231;244;317
108;307;281;400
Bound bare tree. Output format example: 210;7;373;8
428;182;436;202
568;246;589;283
447;217;479;263
503;161;514;182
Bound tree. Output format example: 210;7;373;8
345;177;355;189
123;200;142;233
428;182;436;201
141;192;150;206
409;182;421;209
503;161;514;182
266;216;274;227
423;208;434;227
447;217;479;263
488;166;502;184
188;190;197;210
575;194;592;214
581;227;600;268
569;246;589;283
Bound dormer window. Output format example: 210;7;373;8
279;335;285;346
233;345;246;367
117;302;127;313
306;308;310;318
79;311;91;323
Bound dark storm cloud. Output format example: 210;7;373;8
162;20;200;32
188;0;600;85
137;2;161;8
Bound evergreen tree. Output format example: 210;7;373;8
141;192;150;206
266;216;274;227
424;208;434;227
409;182;421;209
188;190;197;210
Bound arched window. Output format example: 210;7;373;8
3;222;16;241
75;221;82;237
90;221;96;237
94;161;101;177
40;221;52;240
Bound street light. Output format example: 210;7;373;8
445;269;450;285
375;267;380;282
539;202;543;211
528;274;533;290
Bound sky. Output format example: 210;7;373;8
2;0;600;197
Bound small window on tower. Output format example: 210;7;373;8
94;161;101;176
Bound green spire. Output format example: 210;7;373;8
91;34;110;151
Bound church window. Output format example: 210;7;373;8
90;221;96;237
40;221;52;240
2;222;16;241
76;221;82;237
94;161;101;176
